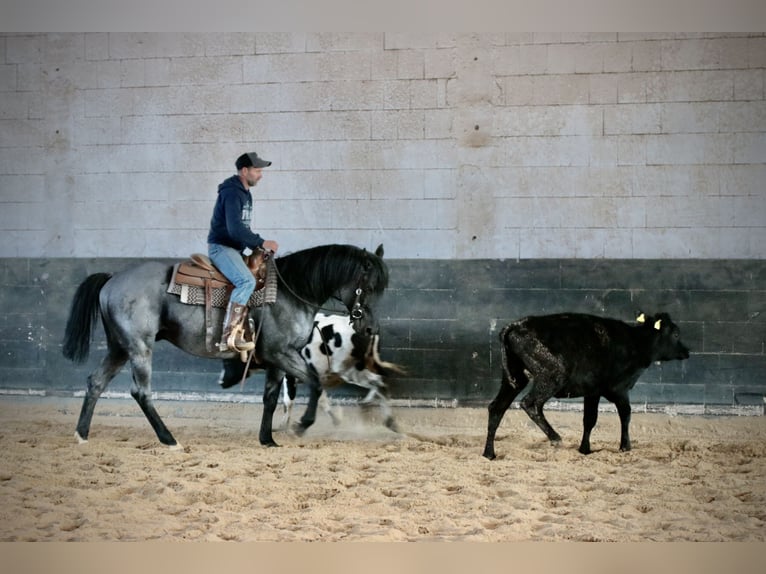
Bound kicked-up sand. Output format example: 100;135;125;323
0;395;764;542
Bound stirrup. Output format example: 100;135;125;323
227;325;255;352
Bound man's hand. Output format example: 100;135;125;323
262;240;279;253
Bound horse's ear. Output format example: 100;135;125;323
375;244;384;258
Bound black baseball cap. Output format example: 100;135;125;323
236;152;272;170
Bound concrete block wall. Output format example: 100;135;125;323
0;33;764;410
0;32;763;260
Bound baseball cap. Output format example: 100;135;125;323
236;152;272;170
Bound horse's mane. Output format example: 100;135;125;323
274;244;388;304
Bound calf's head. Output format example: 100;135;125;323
638;312;690;362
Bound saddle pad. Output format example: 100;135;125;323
167;257;278;308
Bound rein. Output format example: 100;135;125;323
239;309;266;387
239;253;272;387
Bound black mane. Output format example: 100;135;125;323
274;244;388;304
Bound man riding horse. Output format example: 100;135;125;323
207;152;280;353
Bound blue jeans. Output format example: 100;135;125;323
208;243;256;306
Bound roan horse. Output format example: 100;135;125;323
62;243;388;449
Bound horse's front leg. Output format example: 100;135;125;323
293;377;322;436
259;367;284;447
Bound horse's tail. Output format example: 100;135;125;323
62;273;112;363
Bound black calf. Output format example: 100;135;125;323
483;312;690;460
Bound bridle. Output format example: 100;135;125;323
350;287;365;321
269;255;375;330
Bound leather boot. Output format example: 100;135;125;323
219;302;255;352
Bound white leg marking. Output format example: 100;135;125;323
74;431;88;445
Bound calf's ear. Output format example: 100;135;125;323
636;312;646;323
654;319;662;330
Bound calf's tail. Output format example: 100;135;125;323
62;273;112;363
370;334;407;377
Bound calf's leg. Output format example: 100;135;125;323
520;376;563;447
280;374;296;429
579;395;600;455
605;391;632;452
317;389;340;425
482;371;526;460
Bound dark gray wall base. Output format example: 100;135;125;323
1;258;764;411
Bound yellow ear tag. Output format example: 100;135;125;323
636;313;646;323
654;319;662;330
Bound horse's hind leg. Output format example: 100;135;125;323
129;349;180;449
75;349;128;443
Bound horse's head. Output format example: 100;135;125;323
274;242;389;335
338;244;388;336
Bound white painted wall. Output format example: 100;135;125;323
0;33;764;259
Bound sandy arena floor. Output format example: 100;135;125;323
0;395;764;542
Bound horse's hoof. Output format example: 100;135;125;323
292;423;307;437
262;441;280;448
482;450;496;461
168;442;184;452
384;418;399;433
74;431;88;445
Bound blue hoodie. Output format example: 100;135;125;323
207;175;265;251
